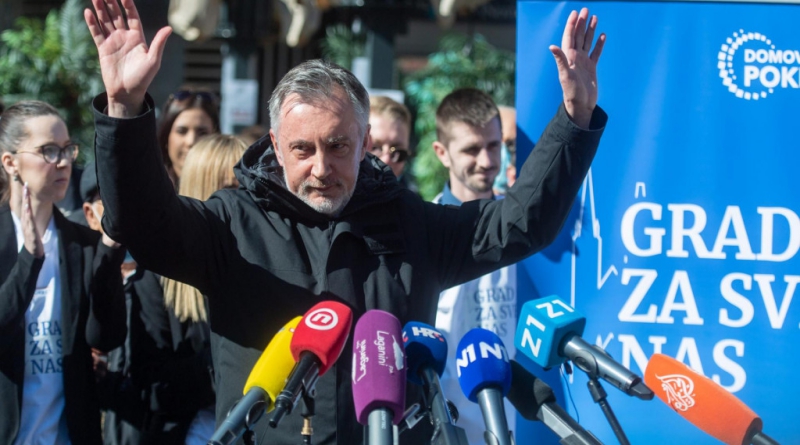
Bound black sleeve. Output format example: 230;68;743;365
129;271;215;414
429;104;607;289
85;240;127;351
0;249;44;355
92;93;232;296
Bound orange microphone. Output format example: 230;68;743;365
644;353;780;445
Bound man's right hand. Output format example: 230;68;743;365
84;0;171;118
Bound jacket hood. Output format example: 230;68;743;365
233;135;404;223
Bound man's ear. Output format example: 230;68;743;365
360;125;371;161
433;140;451;169
269;129;284;166
83;202;102;232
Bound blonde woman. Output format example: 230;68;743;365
127;134;246;445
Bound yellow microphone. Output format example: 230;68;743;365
209;316;301;445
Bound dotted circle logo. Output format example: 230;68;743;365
305;308;339;330
719;30;775;100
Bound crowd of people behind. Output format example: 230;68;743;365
0;1;605;443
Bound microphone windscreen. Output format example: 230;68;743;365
351;310;407;425
514;295;586;369
644;353;762;445
508;360;556;421
455;328;512;402
402;322;448;385
244;316;301;412
291;301;353;375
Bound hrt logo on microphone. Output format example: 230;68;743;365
455;342;509;377
305;308;339;331
403;326;445;342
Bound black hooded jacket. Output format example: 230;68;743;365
92;93;606;445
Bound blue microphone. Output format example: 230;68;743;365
403;322;447;385
455;328;513;445
514;295;652;400
403;322;469;445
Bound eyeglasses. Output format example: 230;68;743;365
169;90;219;105
14;143;79;164
369;145;410;163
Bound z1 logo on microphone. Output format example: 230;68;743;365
305;308;339;331
515;295;586;364
536;298;574;319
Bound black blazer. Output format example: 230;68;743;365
0;203;126;444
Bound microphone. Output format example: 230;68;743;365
269;300;353;427
514;295;653;400
208;316;301;445
508;360;603;445
645;354;780;445
403;322;469;445
455;328;513;445
352;310;406;445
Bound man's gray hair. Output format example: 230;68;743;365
269;59;370;138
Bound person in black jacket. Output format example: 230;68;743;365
130;135;245;444
83;1;606;444
0;101;126;444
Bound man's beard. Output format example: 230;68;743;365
283;166;359;216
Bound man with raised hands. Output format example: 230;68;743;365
83;1;607;443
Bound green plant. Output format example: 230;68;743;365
403;33;515;201
0;0;103;160
320;24;366;71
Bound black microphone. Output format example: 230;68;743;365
508;360;604;445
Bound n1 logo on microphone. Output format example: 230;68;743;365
455;341;509;377
305;308;339;331
403;325;445;342
514;295;586;368
456;329;512;402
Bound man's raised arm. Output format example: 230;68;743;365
431;7;608;288
84;0;229;293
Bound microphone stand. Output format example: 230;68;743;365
420;368;470;445
584;373;629;445
242;429;256;445
300;386;316;445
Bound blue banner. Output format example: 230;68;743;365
516;2;800;444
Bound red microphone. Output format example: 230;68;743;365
644;353;780;445
269;301;353;427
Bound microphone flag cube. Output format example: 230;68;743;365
514;295;586;369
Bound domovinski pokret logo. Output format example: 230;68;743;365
657;374;696;411
719;30;800;100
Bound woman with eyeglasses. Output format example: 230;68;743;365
157;88;221;187
0;101;126;444
126;134;246;445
